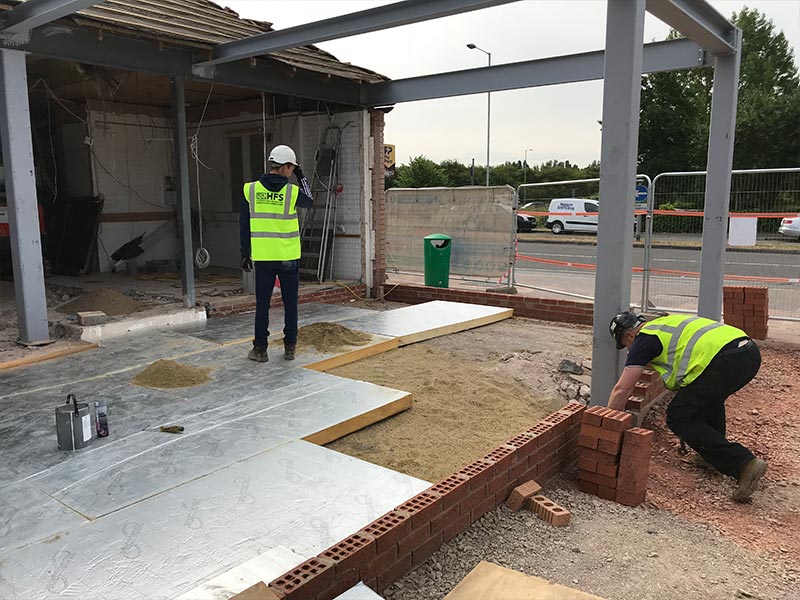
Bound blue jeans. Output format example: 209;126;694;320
254;260;299;348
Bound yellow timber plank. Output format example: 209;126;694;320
444;561;607;600
302;393;412;446
0;342;98;372
397;308;513;346
303;337;399;372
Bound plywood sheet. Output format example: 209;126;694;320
445;561;607;600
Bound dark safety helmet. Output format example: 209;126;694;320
609;311;645;349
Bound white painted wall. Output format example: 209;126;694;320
87;109;179;273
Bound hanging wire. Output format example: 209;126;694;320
261;91;267;173
190;82;215;269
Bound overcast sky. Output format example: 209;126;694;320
225;1;800;168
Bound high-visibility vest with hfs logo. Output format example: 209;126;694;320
640;314;747;390
244;181;300;261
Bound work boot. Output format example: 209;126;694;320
284;343;296;361
733;458;767;502
248;344;268;363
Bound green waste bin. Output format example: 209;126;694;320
424;233;452;288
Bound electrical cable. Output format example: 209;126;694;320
190;83;215;270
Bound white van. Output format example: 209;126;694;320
546;198;599;234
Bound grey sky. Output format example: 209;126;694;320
225;1;800;168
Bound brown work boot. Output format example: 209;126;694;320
733;458;767;502
248;345;268;363
284;343;296;361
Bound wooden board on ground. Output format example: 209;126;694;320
302;393;412;445
304;337;399;372
444;561;607;600
0;342;98;371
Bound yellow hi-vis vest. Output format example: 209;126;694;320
244;181;301;261
639;315;747;390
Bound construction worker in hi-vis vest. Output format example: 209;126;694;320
240;144;313;363
607;311;766;502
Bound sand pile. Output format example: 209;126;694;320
297;322;372;353
57;287;143;317
132;359;212;389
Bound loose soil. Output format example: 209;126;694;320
132;359;212;389
56;287;143;317
297;322;372;353
326;317;799;599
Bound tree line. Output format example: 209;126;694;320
387;8;799;191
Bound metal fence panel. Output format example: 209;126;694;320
644;168;800;319
385;186;515;279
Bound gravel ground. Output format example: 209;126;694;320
384;472;799;600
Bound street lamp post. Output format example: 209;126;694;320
467;43;491;187
523;147;533;201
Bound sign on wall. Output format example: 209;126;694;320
384;144;396;176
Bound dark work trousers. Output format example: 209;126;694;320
666;339;761;478
253;259;300;348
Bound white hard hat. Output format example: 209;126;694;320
268;144;297;166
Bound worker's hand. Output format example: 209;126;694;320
241;257;253;272
294;164;304;180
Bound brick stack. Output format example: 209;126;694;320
262;402;586;599
625;368;666;411
723;285;768;340
577;406;653;507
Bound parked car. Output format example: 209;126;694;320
778;215;800;239
516;213;535;233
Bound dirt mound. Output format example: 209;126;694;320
57;287;143;317
132;359;211;389
297;322;372;352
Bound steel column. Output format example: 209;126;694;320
591;0;646;406
171;75;195;308
0;49;49;344
697;28;741;320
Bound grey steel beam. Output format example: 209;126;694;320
0;22;363;106
646;0;735;56
697;28;741;320
363;38;706;106
1;0;102;34
591;0;646;406
0;49;49;343
200;0;519;68
171;75;195;308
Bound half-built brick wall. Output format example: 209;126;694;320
265;402;586;599
204;284;367;318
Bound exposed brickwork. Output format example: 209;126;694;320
384;284;594;325
265;403;585;598
578;408;654;508
723;285;768;339
528;494;571;526
203;284;368;318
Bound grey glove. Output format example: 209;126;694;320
241;257;253;272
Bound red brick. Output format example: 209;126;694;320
360;510;412;555
578;455;598;473
316;567;359;600
623;427;654;448
430;504;460;536
596;462;619;478
457;459;495;492
578;479;598;495
394;491;443;530
579;469;618;489
428;473;470;512
602;411;633;433
505;480;543;511
578;434;599;449
597;485;617;501
528;495;571;526
632;382;651;399
397;521;431;556
504;432;538;461
617;475;648;494
442;508;471;542
581;424;623;444
597;438;622;455
626;397;645;411
269;557;335;600
318;532;376;579
375;552;412;592
616;489;647;507
580;447;619;465
471;493;497;523
411;531;443;567
483;445;517;473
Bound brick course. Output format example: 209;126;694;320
723;285;769;339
